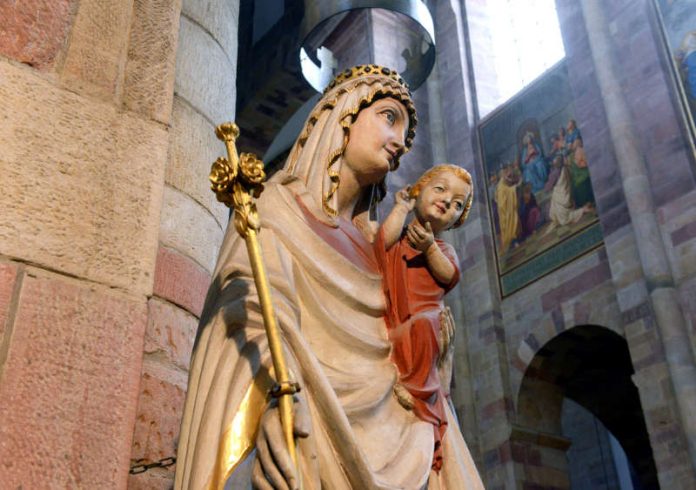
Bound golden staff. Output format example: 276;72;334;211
209;122;301;480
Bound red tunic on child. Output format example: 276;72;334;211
374;227;460;472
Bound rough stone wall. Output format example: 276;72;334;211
128;0;239;489
0;0;170;487
0;0;239;488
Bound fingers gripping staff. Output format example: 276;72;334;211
210;122;302;488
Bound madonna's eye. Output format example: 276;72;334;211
382;110;396;125
454;201;464;210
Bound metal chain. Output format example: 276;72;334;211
129;456;176;475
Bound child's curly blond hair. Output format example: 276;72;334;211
408;164;474;229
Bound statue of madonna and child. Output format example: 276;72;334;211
174;65;485;490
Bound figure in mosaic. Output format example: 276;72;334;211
175;66;484;490
565;119;595;208
678;30;696;101
518;182;543;241
520;131;550;193
495;164;522;254
545;154;593;234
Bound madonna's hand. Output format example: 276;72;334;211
252;396;310;490
438;306;456;366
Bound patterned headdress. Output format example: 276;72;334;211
284;65;418;218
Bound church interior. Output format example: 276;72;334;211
1;0;695;488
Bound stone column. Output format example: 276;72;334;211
580;0;696;473
128;0;239;488
426;61;447;164
431;1;517;488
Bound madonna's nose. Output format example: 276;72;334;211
388;141;405;156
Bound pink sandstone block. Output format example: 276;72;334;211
480;397;513;423
671;221;696;247
130;369;185;467
541;262;612;312
128;469;174;490
144;298;197;371
0;271;147;489
0;261;19;340
153;245;211;317
510;441;526;464
498;441;512;464
0;0;75;69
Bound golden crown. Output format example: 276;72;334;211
323;64;411;95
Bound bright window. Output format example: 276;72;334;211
468;0;565;117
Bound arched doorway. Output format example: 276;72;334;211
516;325;659;489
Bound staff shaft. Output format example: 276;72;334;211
212;122;301;487
244;229;298;468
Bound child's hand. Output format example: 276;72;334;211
394;187;415;211
407;222;435;252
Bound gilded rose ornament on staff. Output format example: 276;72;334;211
210;123;266;235
209;120;302;482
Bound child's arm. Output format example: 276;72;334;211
425;242;456;284
381;188;414;249
406;222;456;284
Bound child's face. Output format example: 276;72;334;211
415;171;471;233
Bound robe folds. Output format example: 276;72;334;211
175;171;484;490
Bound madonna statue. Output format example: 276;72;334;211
175;65;484;490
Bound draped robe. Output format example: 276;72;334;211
175;172;484;489
547;165;585;229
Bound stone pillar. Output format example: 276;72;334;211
0;0;171;487
580;0;696;476
430;1;517;488
128;0;239;489
509;426;572;490
426;62;447;164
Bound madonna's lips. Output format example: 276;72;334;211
385;148;397;165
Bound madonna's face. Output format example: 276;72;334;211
342;98;409;186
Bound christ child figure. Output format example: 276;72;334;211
374;164;473;472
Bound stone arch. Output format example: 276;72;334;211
514;324;659;489
513;291;622;375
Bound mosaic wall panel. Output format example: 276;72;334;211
652;0;696;153
478;61;602;296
